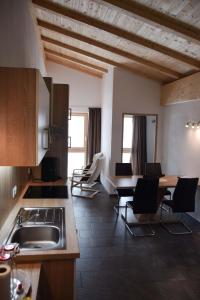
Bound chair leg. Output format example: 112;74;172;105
161;204;170;213
114;196;127;215
160;203;165;220
160;213;193;235
121;204;156;237
126;223;156;237
71;184;100;199
120;202;128;221
114;196;120;215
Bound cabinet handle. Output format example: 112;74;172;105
42;128;49;150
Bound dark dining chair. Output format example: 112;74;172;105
144;162;163;177
115;163;133;176
122;177;159;237
160;177;199;235
114;163;134;215
144;162;171;199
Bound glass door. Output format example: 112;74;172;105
68;113;88;177
122;115;133;162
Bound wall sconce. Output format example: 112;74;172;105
185;121;200;129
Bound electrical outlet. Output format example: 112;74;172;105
27;168;31;175
12;185;17;198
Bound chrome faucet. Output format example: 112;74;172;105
17;215;23;227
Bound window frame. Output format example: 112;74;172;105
68;112;88;155
121;113;158;163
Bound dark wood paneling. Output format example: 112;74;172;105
48;84;69;179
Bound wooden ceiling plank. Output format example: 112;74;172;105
45;47;107;73
38;19;181;79
44;38;134;70
42;35;165;81
33;0;200;68
45;38;169;82
46;53;103;78
161;72;200;105
103;0;200;44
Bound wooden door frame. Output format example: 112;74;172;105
68;112;88;165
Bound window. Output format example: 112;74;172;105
122;114;157;163
122;115;133;163
68;113;88;177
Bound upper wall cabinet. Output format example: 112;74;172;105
0;67;49;166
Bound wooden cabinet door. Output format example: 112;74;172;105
0;68;50;166
47;84;69;179
37;72;50;165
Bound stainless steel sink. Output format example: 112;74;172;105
6;207;65;251
11;225;60;250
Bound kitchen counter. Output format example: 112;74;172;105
0;180;79;261
0;180;80;300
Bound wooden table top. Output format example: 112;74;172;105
108;175;198;189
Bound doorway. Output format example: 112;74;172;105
68;113;88;177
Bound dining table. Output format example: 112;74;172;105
108;175;180;190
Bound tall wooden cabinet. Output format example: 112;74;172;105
49;84;69;179
0;67;49;166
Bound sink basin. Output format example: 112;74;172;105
6;207;65;251
11;225;60;250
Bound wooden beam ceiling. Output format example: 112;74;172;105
45;47;108;73
42;35;170;81
42;35;179;81
103;0;200;45
33;0;200;69
38;20;181;79
42;36;145;76
46;53;103;78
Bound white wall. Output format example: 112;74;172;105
0;0;46;74
111;68;161;173
162;101;200;221
146;115;157;162
46;61;102;112
101;67;161;193
101;68;114;191
162;101;200;176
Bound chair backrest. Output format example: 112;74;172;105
172;177;198;212
133;177;159;214
87;156;104;184
115;163;133;176
88;152;104;172
144;162;163;177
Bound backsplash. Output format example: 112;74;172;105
0;167;28;228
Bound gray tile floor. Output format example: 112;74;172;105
72;184;200;300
